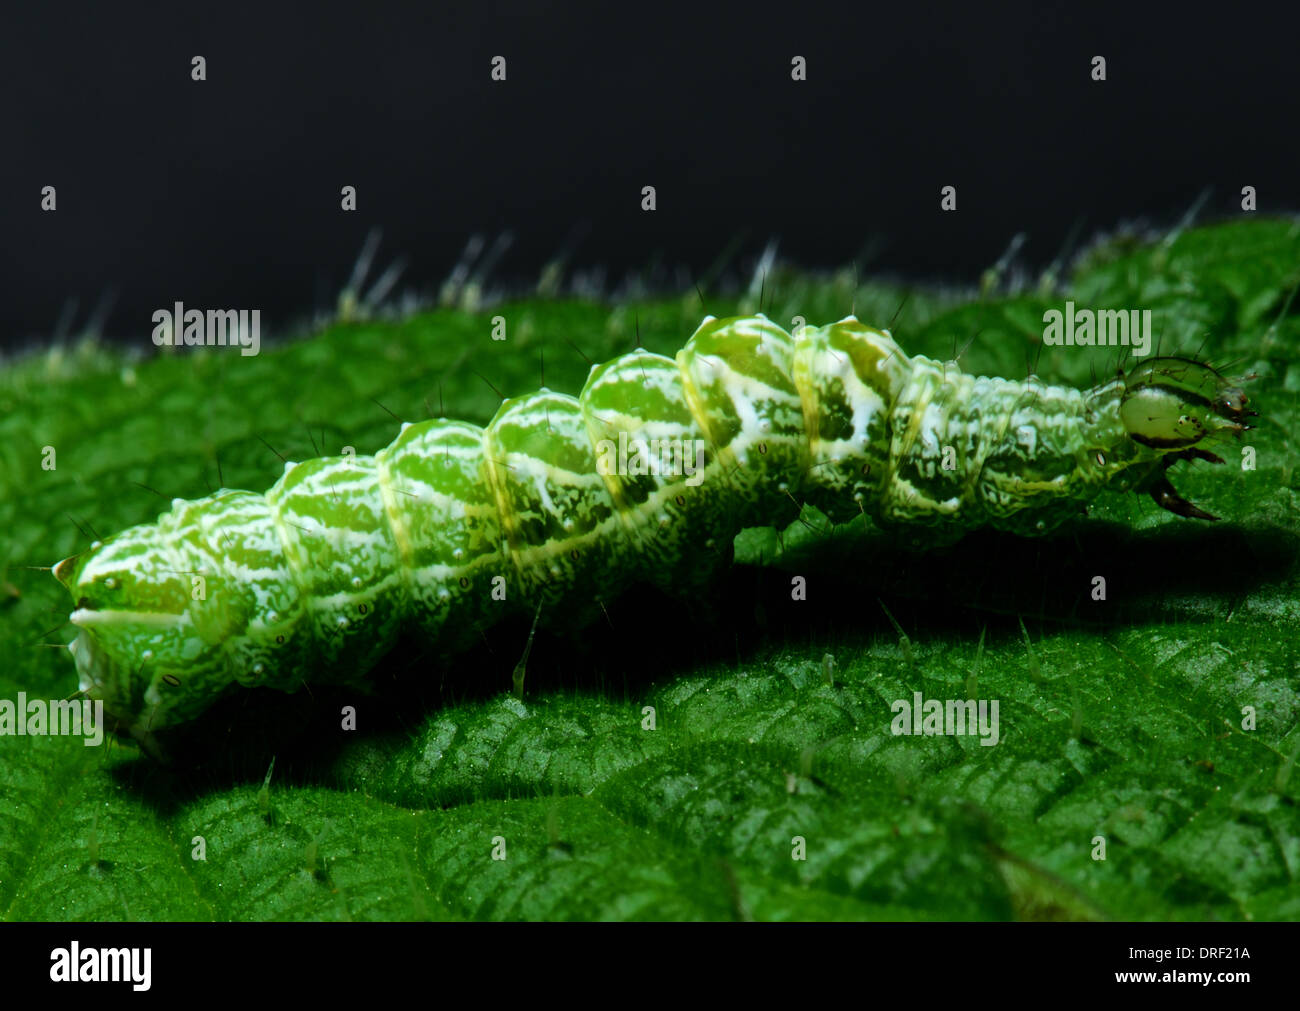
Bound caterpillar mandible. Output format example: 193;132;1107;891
52;314;1256;751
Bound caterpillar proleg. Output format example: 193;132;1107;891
52;314;1255;748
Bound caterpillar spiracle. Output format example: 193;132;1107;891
53;314;1256;751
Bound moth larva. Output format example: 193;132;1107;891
53;314;1255;750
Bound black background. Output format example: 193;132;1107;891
3;1;1297;348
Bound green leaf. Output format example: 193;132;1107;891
2;217;1298;920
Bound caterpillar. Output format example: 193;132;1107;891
52;313;1255;751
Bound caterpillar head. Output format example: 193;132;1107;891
1120;356;1257;520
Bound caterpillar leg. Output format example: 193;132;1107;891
1144;457;1219;521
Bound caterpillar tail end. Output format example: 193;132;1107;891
65;629;169;760
53;542;218;757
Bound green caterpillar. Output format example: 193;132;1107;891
53;314;1255;750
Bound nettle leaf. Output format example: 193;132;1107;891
1;218;1298;921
